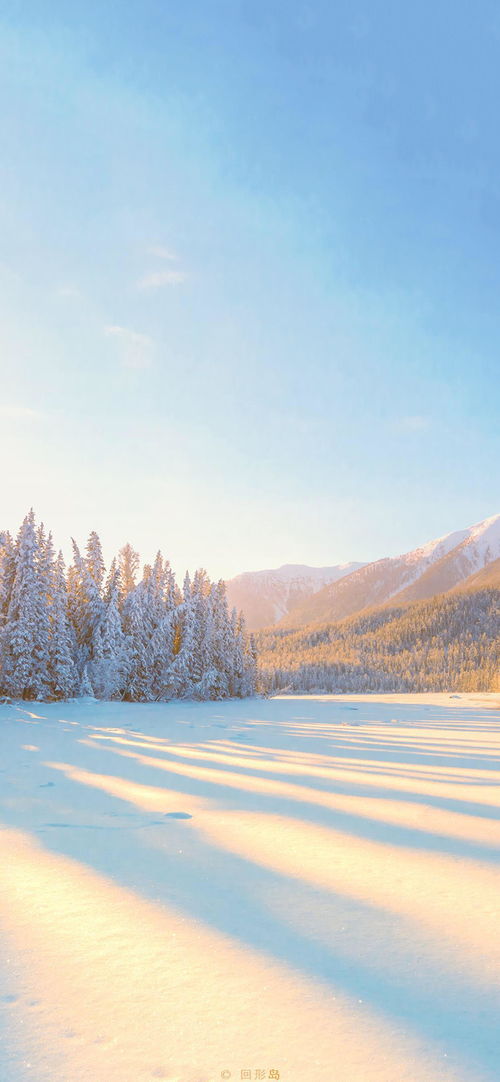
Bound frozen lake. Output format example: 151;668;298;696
1;692;500;1082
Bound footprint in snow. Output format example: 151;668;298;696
1;995;18;1005
164;812;192;819
92;1035;117;1049
39;781;55;788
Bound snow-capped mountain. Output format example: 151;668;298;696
276;513;500;628
225;562;365;630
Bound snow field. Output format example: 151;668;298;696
1;693;500;1082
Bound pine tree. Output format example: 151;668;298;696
48;552;78;699
122;575;152;701
118;543;140;607
169;572;195;697
85;530;105;591
0;512;259;702
1;512;51;699
89;560;127;698
68;533;106;678
210;580;233;697
0;530;16;631
79;665;95;698
147;557;179;700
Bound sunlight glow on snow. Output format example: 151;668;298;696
2;694;500;1081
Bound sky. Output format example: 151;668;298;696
0;1;499;581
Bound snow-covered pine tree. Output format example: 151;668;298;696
229;607;254;697
84;531;106;663
79;665;95;698
67;532;106;680
0;511;258;702
36;525;53;676
89;559;127;698
147;556;179;700
1;511;51;699
195;594;219;699
169;571;195;697
122;571;153;700
189;569;212;694
48;551;78;699
0;531;16;632
86;530;105;592
118;543;140;608
209;580;233;697
239;615;257;697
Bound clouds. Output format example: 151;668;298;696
138;243;188;290
105;325;154;369
137;269;188;290
146;245;177;261
69;244;189;374
56;285;82;299
393;415;430;433
0;405;40;420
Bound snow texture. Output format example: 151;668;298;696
1;693;500;1082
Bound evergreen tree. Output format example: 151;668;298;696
0;530;16;632
48;551;78;699
1;512;51;699
122;575;153;701
169;572;195;697
118;543;140;606
90;560;127;698
0;511;257;702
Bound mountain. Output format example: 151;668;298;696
225;562;365;631
279;514;500;629
453;555;500;592
257;581;500;695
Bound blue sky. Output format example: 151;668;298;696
0;1;499;579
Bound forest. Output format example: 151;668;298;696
0;511;256;702
257;588;500;693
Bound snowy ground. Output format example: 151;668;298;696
1;693;500;1082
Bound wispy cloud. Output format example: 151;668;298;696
147;245;178;261
105;325;154;369
0;405;40;420
56;285;82;299
137;269;188;290
393;415;431;433
0;262;21;284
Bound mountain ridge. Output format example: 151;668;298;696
225;562;364;631
226;513;500;631
277;513;500;629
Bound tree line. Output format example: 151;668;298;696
257;588;500;694
0;511;257;702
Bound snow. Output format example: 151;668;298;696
1;693;500;1082
401;513;500;575
359;513;500;607
230;563;363;585
459;513;500;573
226;564;365;625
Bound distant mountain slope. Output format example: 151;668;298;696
257;582;500;694
279;514;500;628
225;562;364;631
387;515;500;606
452;555;500;592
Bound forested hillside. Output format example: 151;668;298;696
257;587;500;693
0;511;256;702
